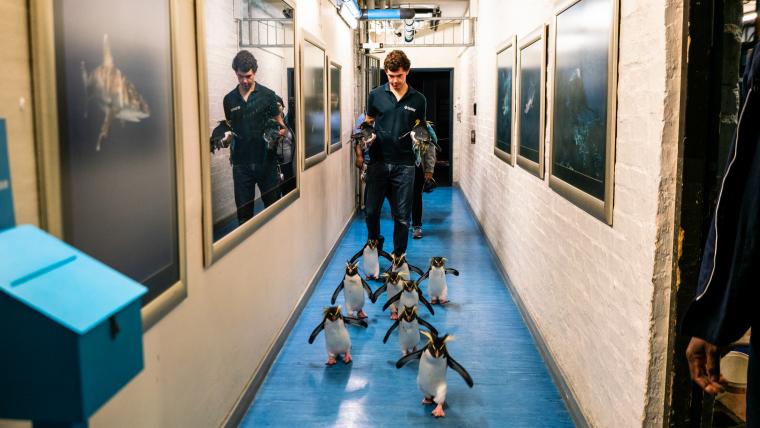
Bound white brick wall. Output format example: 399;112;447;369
453;0;683;426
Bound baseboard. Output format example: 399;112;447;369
455;183;590;428
221;210;358;428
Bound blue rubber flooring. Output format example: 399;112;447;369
240;187;574;427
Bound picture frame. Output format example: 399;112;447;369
30;0;187;330
516;24;548;179
302;32;328;169
494;35;517;165
549;0;620;224
196;0;300;266
328;60;342;153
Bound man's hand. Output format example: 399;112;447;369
686;337;727;395
424;172;433;181
355;155;364;169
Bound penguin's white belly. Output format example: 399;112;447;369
417;352;447;397
363;248;380;277
428;269;447;299
399;320;420;350
343;276;365;312
324;320;351;355
387;282;403;304
399;290;419;309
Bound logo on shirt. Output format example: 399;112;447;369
403;105;416;112
230;106;241;112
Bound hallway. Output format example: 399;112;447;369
240;188;573;427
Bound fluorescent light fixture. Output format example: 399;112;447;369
342;0;361;19
339;3;359;29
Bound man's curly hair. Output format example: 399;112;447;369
384;50;411;72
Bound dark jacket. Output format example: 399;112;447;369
682;43;760;345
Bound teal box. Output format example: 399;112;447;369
0;225;147;423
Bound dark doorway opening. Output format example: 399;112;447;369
381;68;454;186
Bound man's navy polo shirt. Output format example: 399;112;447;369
366;83;427;166
223;82;281;165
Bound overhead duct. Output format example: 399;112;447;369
361;8;415;20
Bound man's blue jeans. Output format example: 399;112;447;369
364;162;415;256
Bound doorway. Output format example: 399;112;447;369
380;68;454;186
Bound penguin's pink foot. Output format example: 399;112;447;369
431;298;438;305
390;311;398;320
422;397;434;404
357;310;368;319
439;299;448;305
432;403;445;417
366;275;377;280
326;357;337;365
342;352;352;364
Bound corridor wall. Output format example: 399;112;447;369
0;0;356;427
453;0;685;426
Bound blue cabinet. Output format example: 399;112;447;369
0;225;147;424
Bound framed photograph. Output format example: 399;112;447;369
30;0;186;329
196;0;299;266
302;33;328;169
328;60;342;153
494;36;517;165
549;0;619;224
516;25;548;179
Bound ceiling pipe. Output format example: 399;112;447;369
361;8;415;20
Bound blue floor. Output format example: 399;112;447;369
240;187;574;427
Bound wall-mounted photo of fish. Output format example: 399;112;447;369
81;34;151;151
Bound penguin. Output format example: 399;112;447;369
383;305;438;356
308;306;368;365
349;237;392;280
386;252;424;279
370;271;406;320
417;257;460;304
395;331;474;418
331;261;376;319
382;278;435;316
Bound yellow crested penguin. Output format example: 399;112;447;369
308;306;368;365
386;253;424;279
396;331;474;417
383;305;438;356
349;238;392;280
417;257;460;304
382;278;435;316
371;271;407;320
331;261;376;319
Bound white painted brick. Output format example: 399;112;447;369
453;0;683;426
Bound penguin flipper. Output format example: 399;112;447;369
331;280;344;305
361;278;374;300
417;318;438;336
445;267;460;276
379;250;394;262
447;355;474;388
382;291;403;312
371;283;387;302
409;263;424;276
343;316;369;328
383;320;400;343
395;349;424;368
417;291;435;315
417;270;430;284
308;320;325;344
349;246;365;264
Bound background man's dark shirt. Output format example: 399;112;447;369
223;82;280;165
366;83;427;166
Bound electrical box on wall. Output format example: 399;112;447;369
0;225;148;426
471;129;476;144
0;119;14;231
